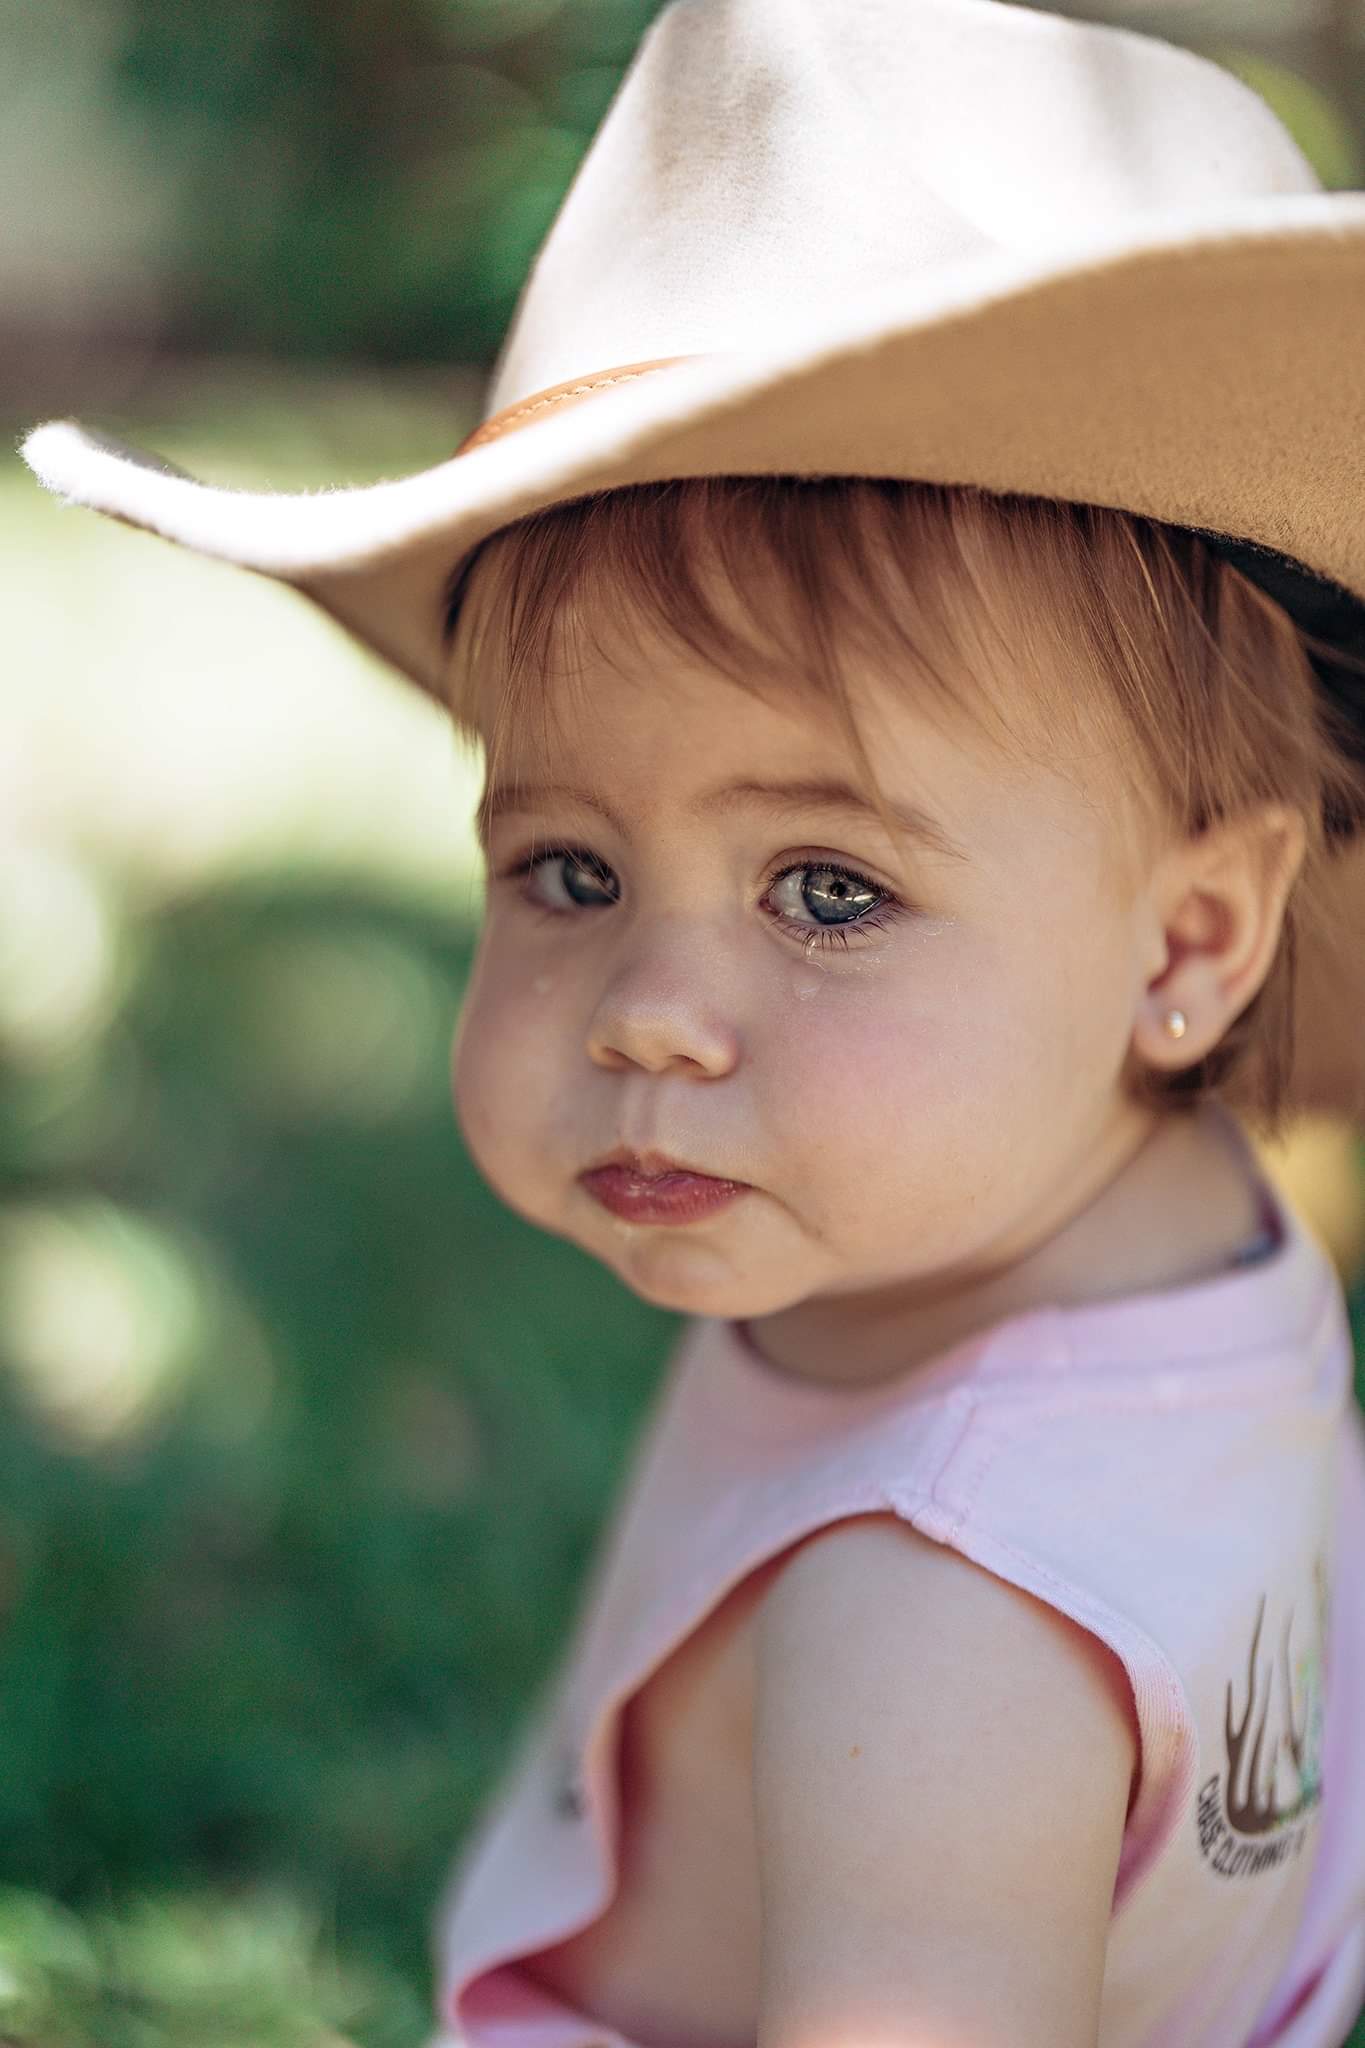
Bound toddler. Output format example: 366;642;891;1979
20;0;1365;2042
426;476;1365;2048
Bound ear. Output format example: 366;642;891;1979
1131;803;1308;1074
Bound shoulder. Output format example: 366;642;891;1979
749;1511;1139;2048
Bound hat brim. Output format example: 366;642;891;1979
22;189;1365;699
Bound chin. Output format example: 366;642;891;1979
597;1236;805;1321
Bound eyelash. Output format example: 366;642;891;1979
493;845;906;952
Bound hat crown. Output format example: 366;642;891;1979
486;0;1321;419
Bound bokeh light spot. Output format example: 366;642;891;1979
233;927;451;1126
0;837;125;1064
0;1199;205;1450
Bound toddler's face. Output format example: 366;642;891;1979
451;604;1157;1325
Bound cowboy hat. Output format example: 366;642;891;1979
19;0;1365;1115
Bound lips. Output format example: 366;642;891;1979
578;1148;750;1225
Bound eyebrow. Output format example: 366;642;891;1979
475;775;969;863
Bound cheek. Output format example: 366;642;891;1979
768;931;1009;1094
450;943;565;1177
761;932;1046;1173
1001;885;1136;1084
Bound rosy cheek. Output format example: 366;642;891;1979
452;952;565;1134
768;985;914;1107
766;941;994;1116
452;952;517;1111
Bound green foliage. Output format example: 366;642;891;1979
0;876;678;2045
0;1880;418;2048
97;0;668;363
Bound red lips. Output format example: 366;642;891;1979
578;1148;750;1225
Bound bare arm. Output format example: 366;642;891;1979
751;1511;1139;2048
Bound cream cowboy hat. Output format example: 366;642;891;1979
18;0;1365;1118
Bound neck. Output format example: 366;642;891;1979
741;1100;1266;1391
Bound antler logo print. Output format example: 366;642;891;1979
1195;1554;1329;1880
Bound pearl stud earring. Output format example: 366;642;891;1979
1163;1008;1188;1039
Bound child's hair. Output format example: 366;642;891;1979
440;475;1365;1146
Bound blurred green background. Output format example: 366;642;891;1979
3;3;1364;2044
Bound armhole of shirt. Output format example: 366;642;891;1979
877;1472;1198;1915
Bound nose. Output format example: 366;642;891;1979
585;929;740;1078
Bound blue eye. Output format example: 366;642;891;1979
763;860;901;951
767;862;881;926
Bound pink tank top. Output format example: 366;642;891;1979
431;1104;1365;2048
